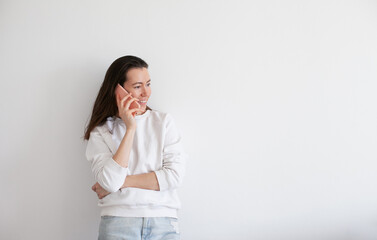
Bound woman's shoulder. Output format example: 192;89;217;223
88;117;117;138
89;123;110;137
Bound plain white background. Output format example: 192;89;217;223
1;0;377;239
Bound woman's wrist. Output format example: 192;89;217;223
123;175;134;188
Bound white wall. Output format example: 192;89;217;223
1;0;377;239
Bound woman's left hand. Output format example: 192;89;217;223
92;182;110;199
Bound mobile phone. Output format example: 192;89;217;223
115;84;140;110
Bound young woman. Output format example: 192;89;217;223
84;55;186;240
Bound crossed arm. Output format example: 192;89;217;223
92;172;160;199
90;127;160;199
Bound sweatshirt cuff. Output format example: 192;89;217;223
154;170;169;191
101;158;128;192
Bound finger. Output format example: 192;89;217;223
124;97;140;110
92;185;96;191
120;93;132;108
130;108;145;117
120;93;132;104
129;108;143;114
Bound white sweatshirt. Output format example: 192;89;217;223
85;110;186;218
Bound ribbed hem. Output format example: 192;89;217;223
154;170;168;191
100;206;178;218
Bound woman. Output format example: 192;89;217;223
84;55;186;240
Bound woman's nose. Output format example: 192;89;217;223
140;86;147;96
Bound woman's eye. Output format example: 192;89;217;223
134;86;140;89
147;83;151;86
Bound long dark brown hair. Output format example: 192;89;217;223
84;55;151;140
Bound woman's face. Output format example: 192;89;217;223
123;67;152;113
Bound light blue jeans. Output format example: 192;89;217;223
98;216;180;240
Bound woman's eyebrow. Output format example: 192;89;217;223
132;79;151;85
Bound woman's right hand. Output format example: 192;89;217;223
92;182;110;199
116;93;142;130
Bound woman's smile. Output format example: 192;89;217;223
138;99;148;105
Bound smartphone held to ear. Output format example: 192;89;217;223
115;84;140;111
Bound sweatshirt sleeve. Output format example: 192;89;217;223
155;114;187;191
85;127;128;193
